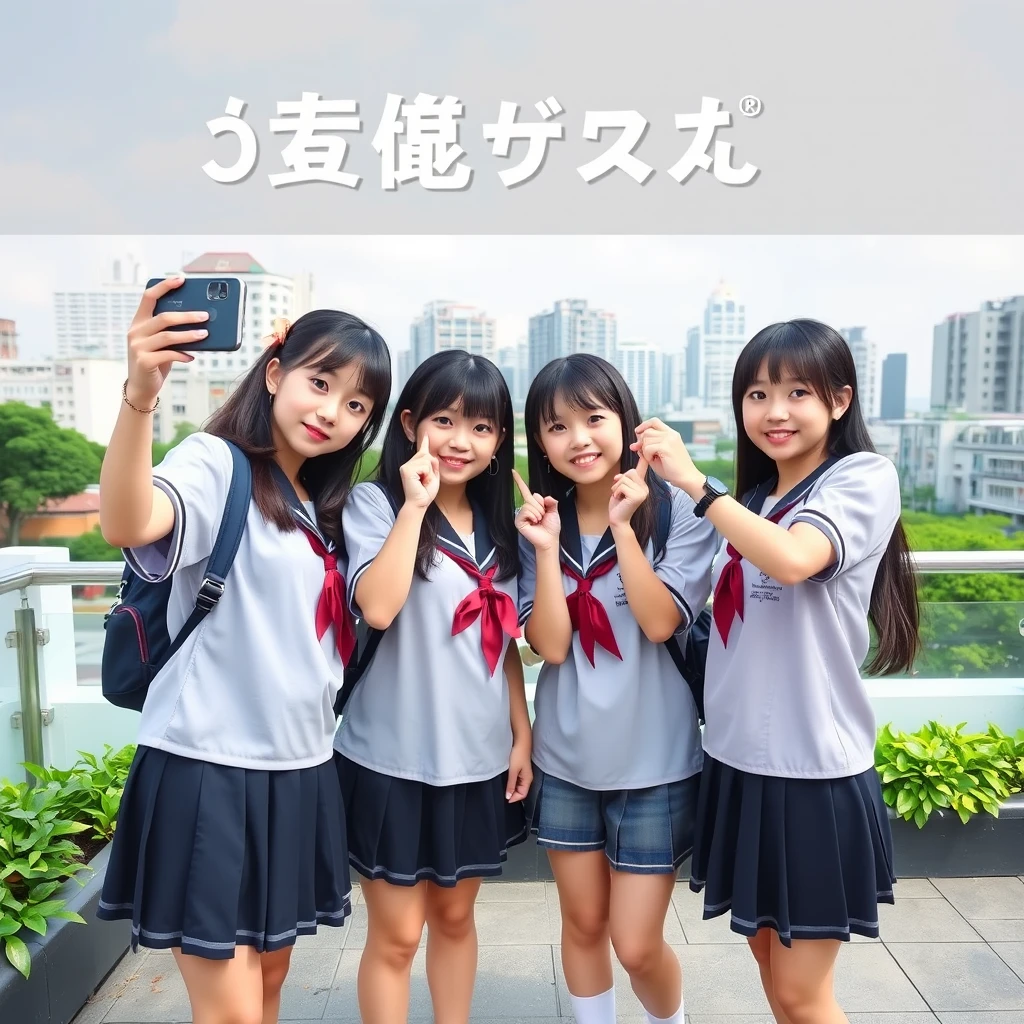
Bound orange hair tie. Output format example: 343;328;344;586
264;317;292;350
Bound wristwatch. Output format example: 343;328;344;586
693;476;728;518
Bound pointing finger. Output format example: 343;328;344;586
511;468;533;504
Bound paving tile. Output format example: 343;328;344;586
888;942;1024;1011
475;900;553;945
467;946;561;1018
323;944;559;1019
102;951;192;1023
937;1014;1024;1023
971;919;1024;942
833;944;930;1013
278;948;343;1020
995;943;1024;984
477;882;548;903
846;1016;939;1023
672;889;747;944
896;878;944;898
71;949;152;1024
931;878;1024;920
877;897;982;942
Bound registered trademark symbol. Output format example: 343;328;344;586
739;95;762;117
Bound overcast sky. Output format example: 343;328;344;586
1;234;1022;403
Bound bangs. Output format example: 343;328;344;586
413;355;509;425
537;358;620;424
734;322;839;406
294;332;392;405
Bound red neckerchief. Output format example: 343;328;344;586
441;549;521;674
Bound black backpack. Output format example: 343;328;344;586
335;480;711;722
101;441;252;712
651;482;711;725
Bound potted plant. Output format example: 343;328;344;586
0;745;135;1024
876;721;1024;876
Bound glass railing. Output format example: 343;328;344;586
2;551;1024;786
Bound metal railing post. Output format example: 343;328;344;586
6;593;47;786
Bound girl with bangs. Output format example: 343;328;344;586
334;349;531;1024
633;320;920;1023
516;354;717;1024
98;279;392;1024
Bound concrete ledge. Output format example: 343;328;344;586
0;844;130;1024
889;794;1024;877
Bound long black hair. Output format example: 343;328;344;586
206;309;391;546
375;349;518;582
732;319;920;675
524;353;660;552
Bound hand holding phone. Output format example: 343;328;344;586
125;277;210;407
145;276;247;353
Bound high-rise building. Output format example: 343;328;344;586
395;348;415;397
0;359;53;409
179;252;314;379
931;296;1024;414
615;339;662;416
881;353;908;420
54;256;146;361
686;282;746;431
527;299;617;381
661;351;685;411
496;340;529;409
0;319;17;359
410;301;496;365
840;326;879;419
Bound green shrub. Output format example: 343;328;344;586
876;721;1022;828
0;744;135;978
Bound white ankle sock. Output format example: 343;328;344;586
645;1000;684;1024
569;985;616;1024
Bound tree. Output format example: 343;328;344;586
0;403;101;546
153;421;199;465
68;526;121;562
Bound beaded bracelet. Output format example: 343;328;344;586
122;380;160;414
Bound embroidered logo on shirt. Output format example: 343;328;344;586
749;569;783;604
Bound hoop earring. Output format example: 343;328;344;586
488;456;499;476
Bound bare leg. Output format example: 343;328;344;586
424;877;483;1024
358;878;428;1024
608;870;681;1018
172;945;264;1024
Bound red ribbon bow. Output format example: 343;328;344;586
442;550;521;674
299;526;356;666
712;499;798;647
562;558;622;667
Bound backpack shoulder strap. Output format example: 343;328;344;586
335;478;400;716
652;478;673;560
165;440;252;661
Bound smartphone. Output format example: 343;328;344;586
147;277;247;352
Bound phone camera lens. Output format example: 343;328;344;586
207;281;229;301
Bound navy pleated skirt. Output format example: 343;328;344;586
689;756;896;947
335;753;528;887
97;746;352;959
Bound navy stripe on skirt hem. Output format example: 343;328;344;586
336;753;529;888
99;746;353;959
689;755;897;948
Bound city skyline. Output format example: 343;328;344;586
1;235;1023;404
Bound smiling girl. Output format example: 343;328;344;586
97;282;392;1024
517;354;717;1024
334;349;531;1024
634;320;920;1024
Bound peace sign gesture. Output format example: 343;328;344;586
512;469;561;552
